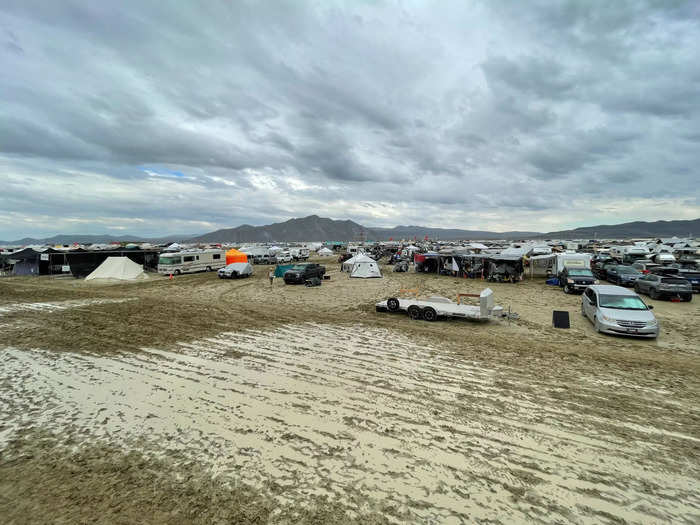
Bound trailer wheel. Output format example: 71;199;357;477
407;305;423;320
174;269;181;275
387;298;400;312
206;266;212;272
423;307;437;322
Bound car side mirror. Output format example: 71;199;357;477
647;304;653;310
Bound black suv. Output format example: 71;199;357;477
283;263;326;284
558;267;596;294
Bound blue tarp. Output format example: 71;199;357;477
274;264;295;277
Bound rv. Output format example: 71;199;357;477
555;253;592;274
610;245;649;263
289;247;310;260
157;249;225;275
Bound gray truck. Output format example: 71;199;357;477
283;263;326;284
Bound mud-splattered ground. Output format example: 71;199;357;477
0;264;698;523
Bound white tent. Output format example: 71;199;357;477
317;247;334;256
85;256;147;281
350;257;382;278
164;242;181;252
342;253;375;272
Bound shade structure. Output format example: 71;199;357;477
85;256;146;281
225;249;248;265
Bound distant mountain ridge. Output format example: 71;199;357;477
0;233;197;246
536;218;700;239
2;216;698;245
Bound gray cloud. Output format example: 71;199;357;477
0;0;699;239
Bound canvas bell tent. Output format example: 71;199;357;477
85;256;147;281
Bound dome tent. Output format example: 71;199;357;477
85;256;146;281
350;257;382;278
225;249;248;265
342;253;375;272
317;247;334;256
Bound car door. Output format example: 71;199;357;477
583;288;595;319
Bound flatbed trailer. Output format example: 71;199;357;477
376;288;504;321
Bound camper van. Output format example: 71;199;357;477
157;249;225;275
289;247;310;260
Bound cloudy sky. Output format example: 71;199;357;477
1;0;699;239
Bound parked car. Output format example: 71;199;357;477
677;270;700;293
217;262;254;279
283;263;326;284
605;265;643;286
591;256;613;275
631;261;661;275
558;267;598;294
276;251;293;263
595;262;619;280
581;285;659;338
634;274;693;301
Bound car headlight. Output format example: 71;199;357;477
600;314;614;322
567;278;574;283
646;319;658;327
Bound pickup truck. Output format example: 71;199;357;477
283;263;326;284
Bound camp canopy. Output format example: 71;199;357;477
225;249;248;265
85;256;146;281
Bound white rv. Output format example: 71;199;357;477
289;247;310;260
555;253;592;275
157;249;225;275
610;245;649;262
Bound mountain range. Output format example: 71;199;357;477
2;216;698;245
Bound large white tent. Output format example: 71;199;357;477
85;257;147;281
350;257;382;278
342;253;375;272
317;247;334;256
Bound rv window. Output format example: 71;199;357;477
213;254;221;260
196;256;200;260
183;256;194;262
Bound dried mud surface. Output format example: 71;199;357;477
0;262;698;523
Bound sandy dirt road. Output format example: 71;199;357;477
0;264;698;523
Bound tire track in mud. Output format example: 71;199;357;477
1;323;698;524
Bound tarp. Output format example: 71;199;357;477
274;264;295;277
350;260;382;278
224;262;253;276
85;256;146;281
225;249;248;265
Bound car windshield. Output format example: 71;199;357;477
290;265;307;271
599;294;648;310
567;269;593;276
617;266;641;274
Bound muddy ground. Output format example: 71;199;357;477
0;261;698;523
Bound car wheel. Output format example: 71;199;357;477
650;289;659;300
682;294;692;302
581;303;586;316
634;283;640;293
423;307;437;322
174;269;181;275
564;284;572;294
407;305;423;320
206;266;212;272
593;317;601;333
387;298;400;312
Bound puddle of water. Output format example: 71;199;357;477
0;323;697;523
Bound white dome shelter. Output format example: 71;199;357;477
350;256;382;278
85;257;147;281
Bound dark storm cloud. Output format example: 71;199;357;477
0;0;699;238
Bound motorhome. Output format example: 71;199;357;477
157;249;225;275
610;245;649;263
289;247;310;260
